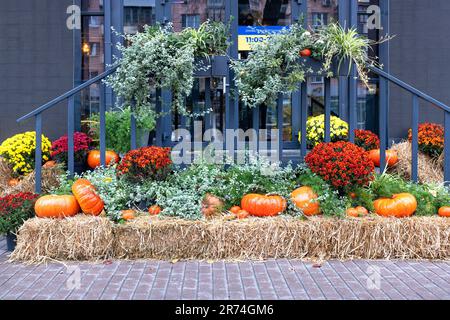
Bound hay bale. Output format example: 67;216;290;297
10;216;114;263
113;215;450;261
391;141;443;184
0;162;63;197
11;215;450;263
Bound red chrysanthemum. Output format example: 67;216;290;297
408;123;444;158
305;141;375;189
354;129;380;151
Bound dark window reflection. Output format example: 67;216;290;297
238;0;291;26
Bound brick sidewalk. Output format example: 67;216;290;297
0;237;449;300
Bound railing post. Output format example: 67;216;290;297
99;83;106;166
324;77;331;143
130;100;137;150
252;105;260;154
445;111;450;185
300;81;308;159
348;73;357;142
411;95;419;182
277;93;283;162
379;77;388;171
67;96;75;177
35;114;42;194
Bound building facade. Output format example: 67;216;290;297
1;0;448;149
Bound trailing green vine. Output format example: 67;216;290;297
105;20;230;117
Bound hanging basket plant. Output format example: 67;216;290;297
105;20;231;117
231;22;392;109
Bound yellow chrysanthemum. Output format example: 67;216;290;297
298;114;349;147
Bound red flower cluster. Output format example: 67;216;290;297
0;192;38;215
408;122;444;158
117;146;172;182
354;129;380;151
305;141;375;189
51;132;92;163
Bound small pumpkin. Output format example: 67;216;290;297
355;206;369;216
201;194;224;218
148;205;161;215
346;208;359;218
241;194;286;217
43;160;57;168
291;186;321;216
35;195;80;218
368;149;399;167
71;178;104;216
235;210;250;219
438;206;450;217
8;178;20;187
230;206;241;214
373;193;417;218
121;209;135;221
87;150;120;169
299;48;312;57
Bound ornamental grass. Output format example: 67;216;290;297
10;215;450;263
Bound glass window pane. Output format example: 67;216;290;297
172;0;225;32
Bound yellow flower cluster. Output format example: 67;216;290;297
299;114;349;147
0;131;51;175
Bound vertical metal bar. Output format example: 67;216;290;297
252;106;260;153
324;77;331;143
99;83;106;166
277;94;283;162
411;95;419;182
130;100;137;150
155;88;163;146
300;82;308;159
379;77;388;171
35;114;42;194
204;78;212;131
68;96;75;177
380;0;391;142
348;0;358;142
445;111;450;185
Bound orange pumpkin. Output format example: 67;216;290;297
71;178;104;216
241;194;286;217
35;195;80;218
148;205;161;215
87;150;120;169
43;160;57;168
8;178;20;187
236;210;250;219
291;186;321;216
347;206;369;218
368;149;399;167
373;193;417;218
230;206;241;214
438;206;450;217
346;208;359;218
121;209;135;221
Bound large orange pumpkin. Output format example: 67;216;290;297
373;193;417;218
438;207;450;217
291;186;321;216
241;194;286;217
35;195;80;218
368;149;399;167
71;178;104;216
87;150;120;169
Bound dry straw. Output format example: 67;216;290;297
10;215;450;264
0;158;63;196
391;141;443;184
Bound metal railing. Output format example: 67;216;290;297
16;65;122;193
16;64;450;193
369;66;450;183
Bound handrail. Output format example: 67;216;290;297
369;65;450;113
17;66;119;123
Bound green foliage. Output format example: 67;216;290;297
105;21;230;116
369;173;450;216
296;167;347;217
86;106;156;154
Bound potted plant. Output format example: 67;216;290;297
85;105;156;155
0;192;38;251
105;20;231;118
50;132;92;174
